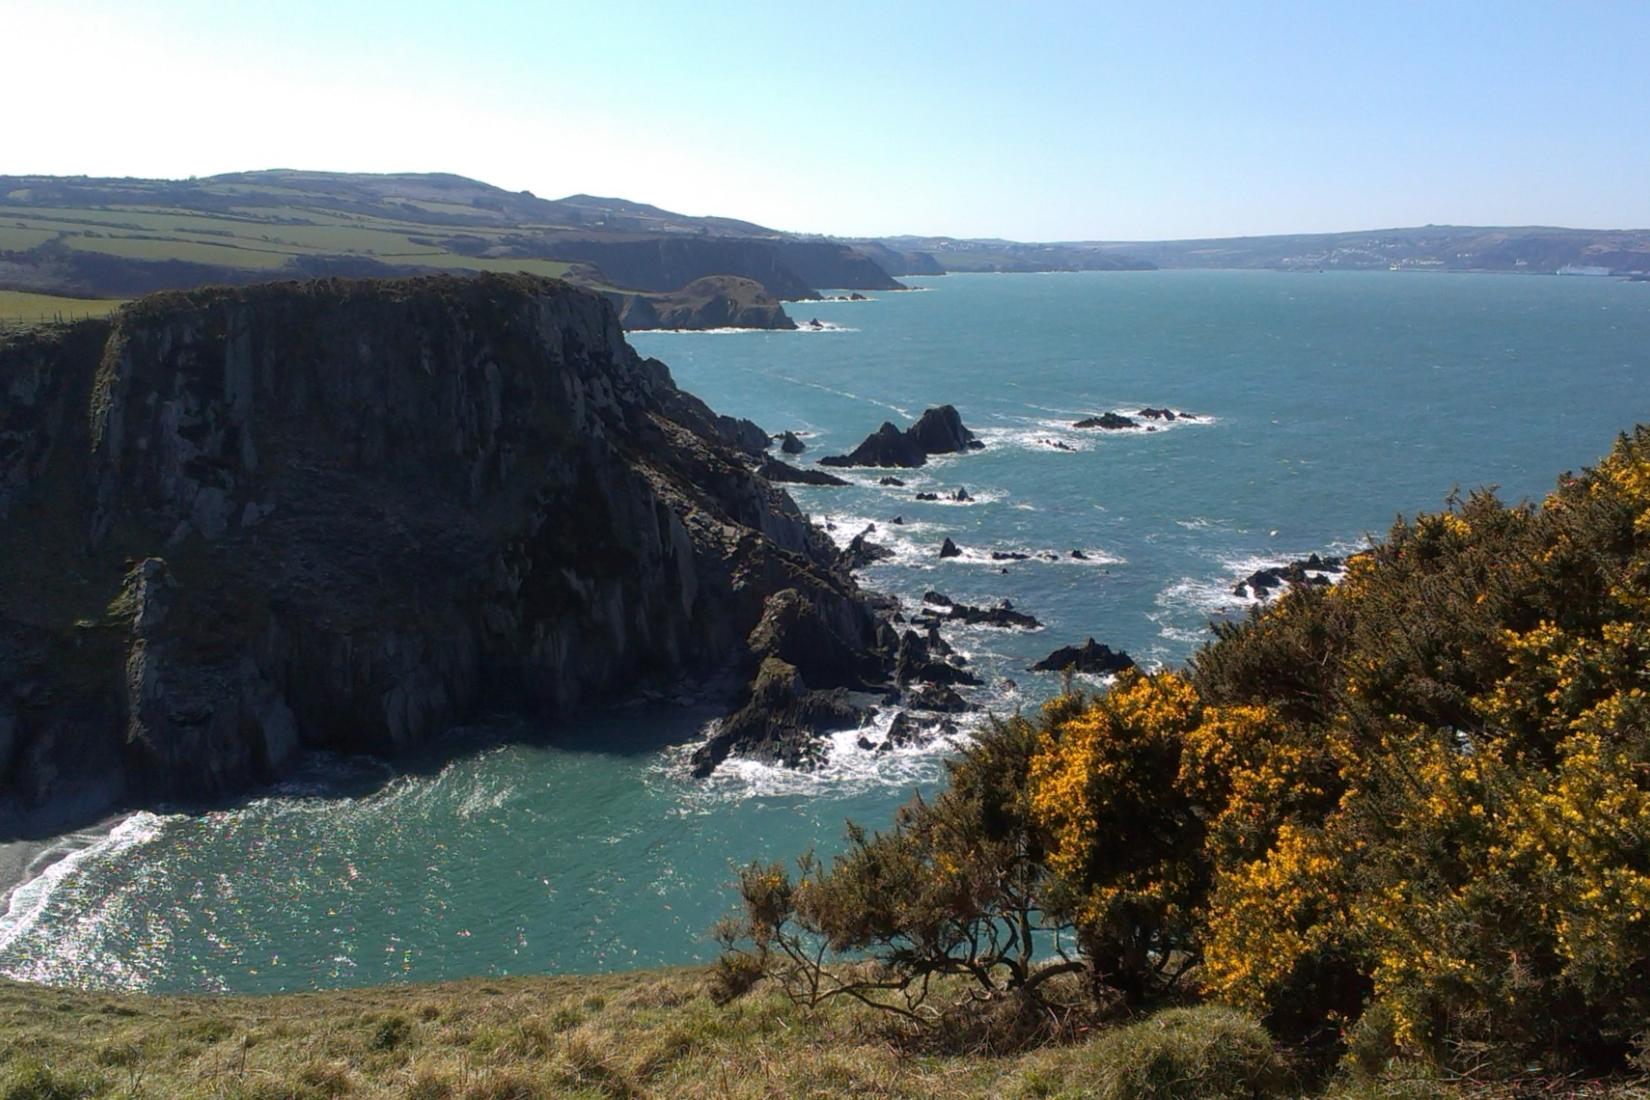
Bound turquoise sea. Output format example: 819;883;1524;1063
4;270;1649;993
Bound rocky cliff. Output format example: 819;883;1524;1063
0;274;889;833
610;276;796;331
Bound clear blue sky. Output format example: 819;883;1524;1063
6;0;1649;240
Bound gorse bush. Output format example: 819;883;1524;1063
721;426;1650;1077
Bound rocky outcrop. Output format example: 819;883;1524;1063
842;531;894;572
612;276;795;331
1029;639;1135;675
758;456;849;487
688;657;869;777
906;406;982;455
819;405;983;468
1234;554;1348;599
1075;412;1138;430
916;598;1041;631
778;431;806;454
0;274;892;831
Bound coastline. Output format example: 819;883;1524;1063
0;813;130;919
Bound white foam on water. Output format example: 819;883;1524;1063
0;812;166;959
1150;541;1370;644
974;408;1219;456
932;544;1123;570
631;327;774;335
765;373;910;419
672;709;981;805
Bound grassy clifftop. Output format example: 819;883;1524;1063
7;967;1636;1100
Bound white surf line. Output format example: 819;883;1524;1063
763;371;912;419
0;812;164;956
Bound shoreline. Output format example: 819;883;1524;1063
0;813;130;919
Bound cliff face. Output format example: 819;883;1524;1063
768;242;907;291
0;274;882;832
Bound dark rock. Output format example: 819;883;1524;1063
1071;549;1089;560
1029;639;1136;675
820;405;981;467
1235;554;1348;600
1074;412;1138;430
656;386;772;455
807;318;824;329
689;657;870;778
778;431;806;455
922;591;955;607
924;623;954;656
1046;439;1074;451
907;682;972;713
951;487;972;502
820;421;926;468
1138;407;1177;421
758;456;849;486
842;532;895;572
915;492;940;501
878;476;905;487
894;629;981;687
745;589;885;692
890;515;904;525
937;600;1041;630
849;293;868;301
906;405;982;455
939;537;962;559
870;710;958;753
992;551;1030;561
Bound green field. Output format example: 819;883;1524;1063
0;290;127;323
0;181;585;298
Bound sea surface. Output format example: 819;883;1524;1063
5;270;1649;993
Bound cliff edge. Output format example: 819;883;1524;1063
0;274;886;832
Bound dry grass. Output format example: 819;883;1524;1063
0;970;1644;1100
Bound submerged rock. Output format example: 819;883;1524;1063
1030;639;1136;675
